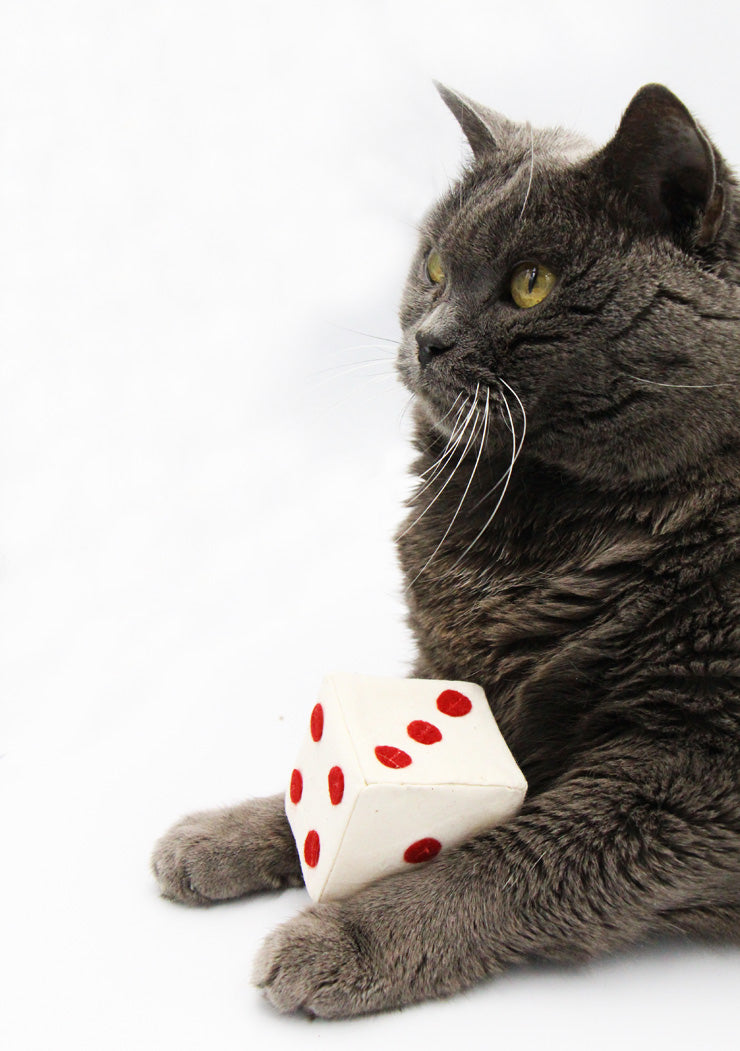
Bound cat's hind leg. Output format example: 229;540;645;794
151;794;302;905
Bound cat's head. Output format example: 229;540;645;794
396;84;740;488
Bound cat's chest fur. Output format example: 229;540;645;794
397;450;739;794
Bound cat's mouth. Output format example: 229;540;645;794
398;351;483;423
397;337;473;404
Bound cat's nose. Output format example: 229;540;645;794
416;330;454;368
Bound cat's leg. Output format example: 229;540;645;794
253;742;740;1017
654;901;740;942
151;794;302;905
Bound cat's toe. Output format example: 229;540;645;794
151;796;303;905
150;819;222;905
252;907;374;1018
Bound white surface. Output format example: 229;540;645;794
285;675;526;900
2;1;740;1048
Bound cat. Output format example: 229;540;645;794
151;83;740;1018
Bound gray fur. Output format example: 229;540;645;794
151;794;301;904
153;84;740;1018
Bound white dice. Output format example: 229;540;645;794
285;673;527;902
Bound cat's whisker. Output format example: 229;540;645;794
466;396;521;514
413;407;475;503
518;123;535;221
398;392;418;428
415;396;481;499
625;373;734;389
425;393;469;453
437;391;466;427
318;381;401;417
410;387;491;584
499;401;513;432
326;322;400;347
308;363;397;398
417;395;472;486
499;377;528;448
450;380;527;569
398;384;481;540
311;357;397;379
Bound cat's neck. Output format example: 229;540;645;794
408;413;739;557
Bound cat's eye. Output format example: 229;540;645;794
510;262;557;308
426;249;446;286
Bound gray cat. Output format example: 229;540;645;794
151;83;740;1017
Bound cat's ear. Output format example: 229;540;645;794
434;82;516;160
600;84;725;247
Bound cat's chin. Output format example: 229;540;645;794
415;389;465;436
415;386;491;439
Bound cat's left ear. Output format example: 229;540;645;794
600;84;726;247
434;82;518;160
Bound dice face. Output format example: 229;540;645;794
286;696;365;897
285;675;527;902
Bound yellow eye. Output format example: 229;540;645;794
510;262;557;308
426;249;446;285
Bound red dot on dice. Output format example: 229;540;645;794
310;703;324;742
404;837;442;864
289;768;303;804
328;765;345;805
374;745;413;769
407;719;442;745
436;689;472;717
304;830;320;867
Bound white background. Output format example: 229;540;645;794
2;1;739;1048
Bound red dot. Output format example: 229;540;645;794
374;745;413;769
436;689;472;717
310;703;324;742
289;768;303;804
404;837;442;864
328;765;344;805
304;830;320;867
407;719;442;745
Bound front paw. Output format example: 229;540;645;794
151;796;302;905
151;812;239;905
252;905;377;1018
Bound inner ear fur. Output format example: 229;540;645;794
600;83;725;247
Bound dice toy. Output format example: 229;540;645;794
285;673;528;902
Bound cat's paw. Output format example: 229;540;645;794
252;905;377;1018
151;795;302;905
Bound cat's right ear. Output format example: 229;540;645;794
435;82;515;160
599;84;726;248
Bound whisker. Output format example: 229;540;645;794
449;379;527;569
423;392;469;451
399;392;417;427
410;388;491;584
398;384;481;540
326;322;400;346
437;391;466;427
499;377;528;448
417;396;473;487
415;395;482;500
318;380;401;417
310;357;396;379
625;373;734;389
518;123;535;220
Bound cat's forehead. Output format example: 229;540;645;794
425;127;596;256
